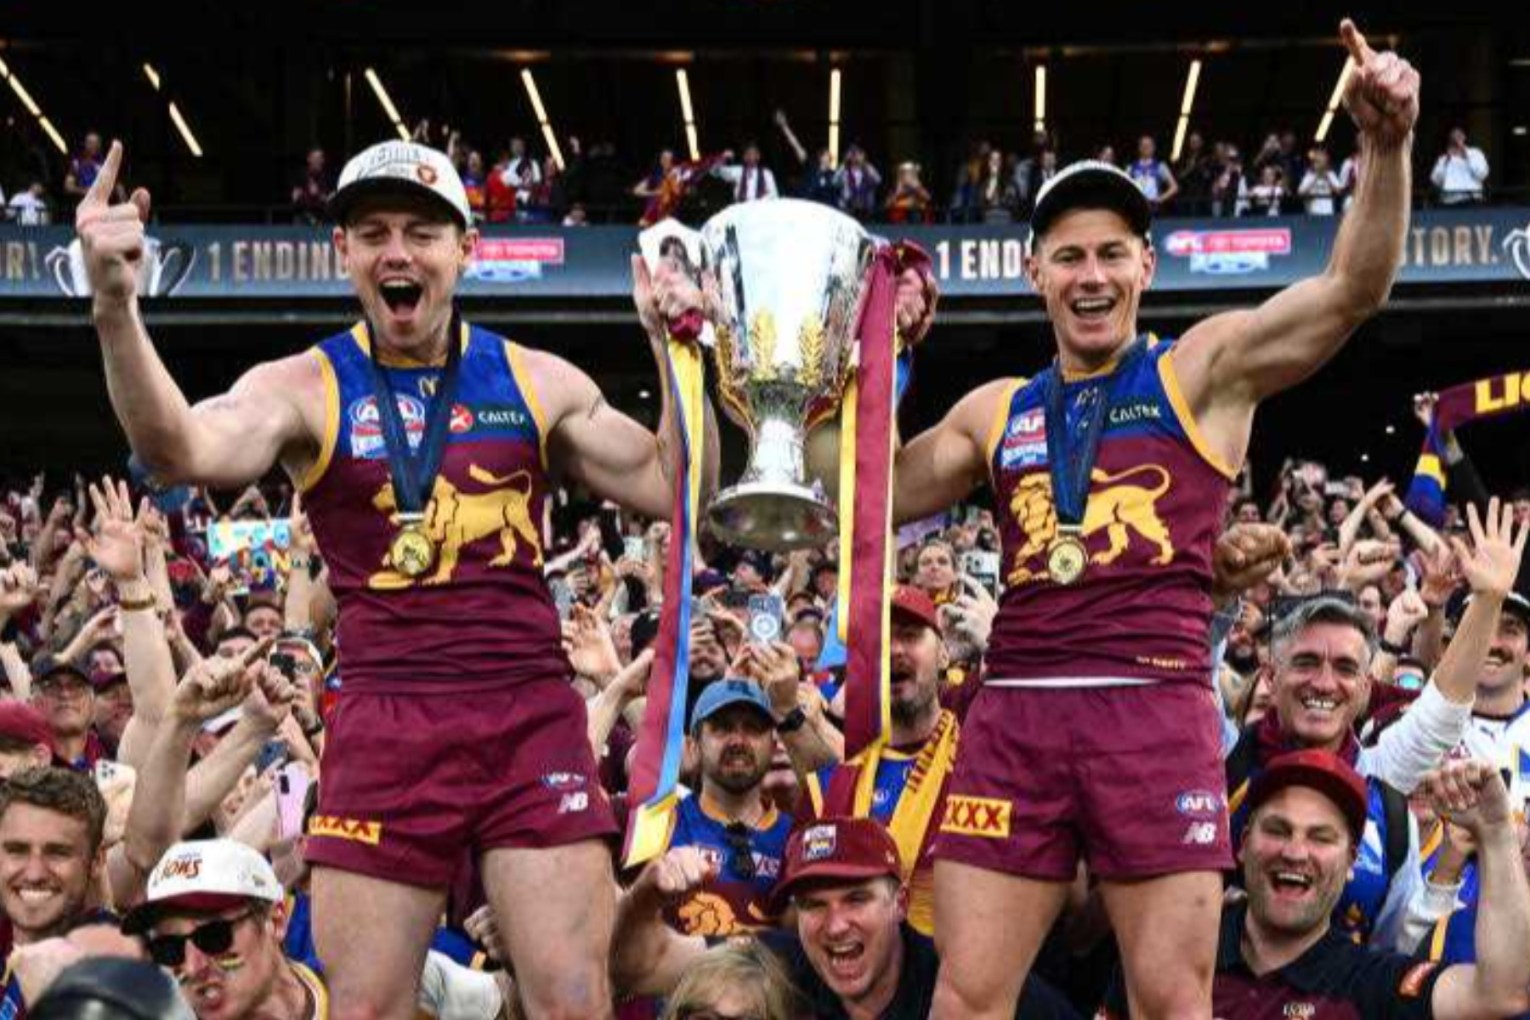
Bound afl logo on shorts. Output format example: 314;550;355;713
1175;790;1223;818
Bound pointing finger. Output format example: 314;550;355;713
1339;19;1375;66
82;140;124;211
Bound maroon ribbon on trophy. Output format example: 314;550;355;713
841;242;932;760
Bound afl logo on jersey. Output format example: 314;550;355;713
1001;409;1047;470
348;394;428;458
1007;409;1045;443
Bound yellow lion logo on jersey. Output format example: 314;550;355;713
677;892;741;937
1007;465;1175;586
370;464;542;589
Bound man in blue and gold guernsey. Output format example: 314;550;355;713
76;136;716;1019
663;679;794;937
891;21;1422;1020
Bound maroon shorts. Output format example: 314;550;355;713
306;679;617;887
933;683;1230;881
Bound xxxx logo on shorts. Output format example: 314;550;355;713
308;815;383;846
940;795;1012;839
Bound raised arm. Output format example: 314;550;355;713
110;641;275;905
773;110;809;166
1370;501;1528;793
1430;499;1525;704
82;479;176;769
611;847;712;998
893;377;1012;525
1429;762;1530;1020
1171;21;1418;470
745;641;843;775
79;143;315;488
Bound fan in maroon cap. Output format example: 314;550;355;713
0;702;56;779
1098;752;1530;1020
613;816;1078;1019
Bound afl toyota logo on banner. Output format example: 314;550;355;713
1163;227;1292;275
465;237;566;284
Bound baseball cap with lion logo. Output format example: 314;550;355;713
122;839;283;934
329;140;472;229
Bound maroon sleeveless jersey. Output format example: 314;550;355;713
301;321;567;693
983;337;1234;687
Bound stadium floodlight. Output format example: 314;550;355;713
37;116;66;155
141;63;205;157
1315;57;1355;143
521;69;565;171
168;102;204;158
829;68;842;166
676;68;699;160
364;67;411;142
1170;59;1202;161
1033;65;1046;133
0;57;67;154
7;71;42;118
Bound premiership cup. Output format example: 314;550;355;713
699;199;877;552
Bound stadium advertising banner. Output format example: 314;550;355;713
2;207;1528;300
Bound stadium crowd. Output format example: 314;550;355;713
5;23;1530;1020
1;389;1528;1017
0;115;1500;227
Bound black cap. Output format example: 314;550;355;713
32;957;195;1020
1029;160;1152;246
1455;591;1530;627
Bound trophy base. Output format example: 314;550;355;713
708;482;839;553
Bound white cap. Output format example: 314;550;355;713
330;140;472;229
123;839;283;933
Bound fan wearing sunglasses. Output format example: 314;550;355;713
123;839;326;1020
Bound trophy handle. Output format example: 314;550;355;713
45;247;78;297
153;242;196;296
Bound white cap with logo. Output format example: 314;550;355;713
123;839;283;934
329;140;472;229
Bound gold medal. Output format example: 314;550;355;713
389;522;436;578
1046;531;1088;586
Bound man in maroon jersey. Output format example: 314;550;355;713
892;22;1421;1020
76;137;717;1019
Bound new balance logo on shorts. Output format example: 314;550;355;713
558;792;589;814
940;795;1012;838
1181;822;1218;846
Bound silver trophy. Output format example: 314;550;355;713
699;199;877;552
